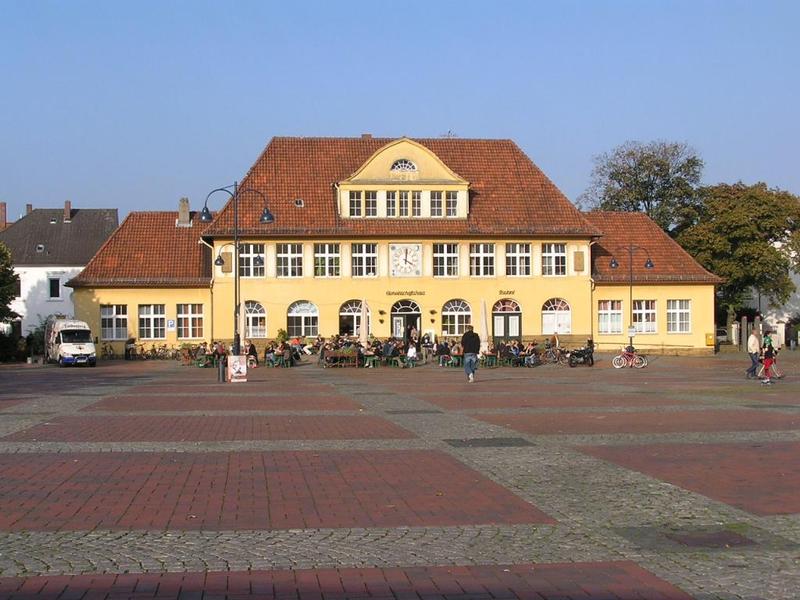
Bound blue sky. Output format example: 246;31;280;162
1;0;798;221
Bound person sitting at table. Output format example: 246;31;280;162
405;342;418;368
436;340;451;366
263;341;277;366
245;339;259;366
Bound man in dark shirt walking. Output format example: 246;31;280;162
461;325;481;383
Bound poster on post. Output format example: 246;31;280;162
227;355;248;383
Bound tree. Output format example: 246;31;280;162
580;141;704;237
0;242;19;324
676;183;800;323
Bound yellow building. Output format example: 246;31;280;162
69;136;720;354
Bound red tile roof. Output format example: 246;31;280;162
584;211;721;284
203;137;602;238
68;212;212;288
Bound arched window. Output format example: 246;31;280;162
287;300;319;338
339;300;370;337
442;299;472;336
492;299;521;313
541;298;571;334
492;298;521;340
390;158;417;172
391;300;421;314
244;301;266;338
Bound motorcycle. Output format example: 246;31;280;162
567;339;594;367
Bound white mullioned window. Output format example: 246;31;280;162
349;191;362;217
399;191;409;217
633;300;657;333
469;243;495;277
314;243;340;277
244;301;267;338
505;243;531;276
542;243;567;276
391;159;417;172
441;299;472;336
667;299;691;333
100;304;128;340
433;243;459;277
446;191;458;217
239;243;265;277
412;191;421;216
386;191;397;217
177;303;204;339
276;243;303;278
287;300;318;337
351;243;378;277
138;304;166;339
430;191;443;217
364;191;377;217
597;300;623;334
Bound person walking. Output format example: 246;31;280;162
746;327;761;379
461;325;481;383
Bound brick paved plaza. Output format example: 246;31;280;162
0;352;798;599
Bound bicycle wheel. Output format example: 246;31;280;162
611;354;626;369
633;355;647;369
558;352;569;365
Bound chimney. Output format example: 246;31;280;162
176;197;191;227
361;133;372;139
63;200;72;223
0;202;6;230
26;203;33;215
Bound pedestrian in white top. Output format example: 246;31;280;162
745;328;761;379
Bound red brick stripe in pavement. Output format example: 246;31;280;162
0;561;692;599
3;415;412;442
477;409;800;435
581;441;800;516
0;450;553;531
419;392;688;409
123;383;340;396
85;394;362;411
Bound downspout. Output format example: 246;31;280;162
589;240;598;347
199;237;215;343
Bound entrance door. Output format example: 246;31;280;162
390;299;422;340
493;313;521;342
392;316;405;338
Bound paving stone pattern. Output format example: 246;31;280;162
0;353;798;599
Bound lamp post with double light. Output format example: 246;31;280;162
609;244;654;350
200;181;274;356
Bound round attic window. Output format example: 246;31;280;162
35;244;45;253
390;159;417;172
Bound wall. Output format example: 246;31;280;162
11;265;84;334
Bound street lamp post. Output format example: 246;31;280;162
200;181;274;357
610;244;654;350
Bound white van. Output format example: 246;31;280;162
44;318;97;367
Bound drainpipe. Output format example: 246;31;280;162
589;240;597;349
199;237;215;342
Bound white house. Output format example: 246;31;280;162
0;201;118;336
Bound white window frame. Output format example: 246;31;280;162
287;300;318;337
349;191;362;217
505;243;531;277
364;191;377;217
398;191;409;217
239;243;265;278
469;243;495;277
446;191;458;217
314;243;340;278
441;299;472;336
597;300;623;334
411;191;421;217
138;304;166;340
177;303;204;339
276;243;303;278
386;191;397;217
433;243;459;277
633;299;657;334
542;243;567;276
100;304;128;340
430;191;443;217
541;298;572;334
667;299;691;333
351;243;377;277
245;301;267;338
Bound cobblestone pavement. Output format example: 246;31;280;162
0;351;799;599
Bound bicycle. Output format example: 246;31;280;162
101;342;116;360
612;346;647;369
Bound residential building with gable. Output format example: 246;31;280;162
0;201;118;336
68;136;721;354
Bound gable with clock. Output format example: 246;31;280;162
389;243;422;277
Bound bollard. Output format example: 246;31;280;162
218;359;226;383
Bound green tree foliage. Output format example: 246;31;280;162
580;141;704;236
677;183;800;321
0;242;19;323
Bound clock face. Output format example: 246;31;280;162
390;243;422;277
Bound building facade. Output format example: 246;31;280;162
0;201;118;336
69;136;720;354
